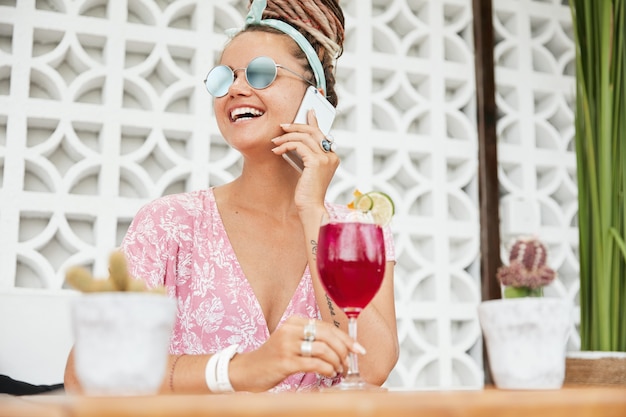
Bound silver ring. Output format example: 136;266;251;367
300;340;313;357
320;138;336;153
303;319;316;342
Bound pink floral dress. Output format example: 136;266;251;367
120;188;395;392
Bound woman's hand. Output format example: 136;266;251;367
229;316;363;392
271;110;339;213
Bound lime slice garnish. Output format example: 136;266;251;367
354;194;374;212
365;191;395;226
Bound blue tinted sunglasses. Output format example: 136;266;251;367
204;56;315;97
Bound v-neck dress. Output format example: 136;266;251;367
120;188;395;392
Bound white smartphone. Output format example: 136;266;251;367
282;86;336;172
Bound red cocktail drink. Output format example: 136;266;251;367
317;216;386;390
317;221;385;317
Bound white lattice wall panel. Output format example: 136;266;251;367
492;0;579;349
334;0;484;389
0;0;576;390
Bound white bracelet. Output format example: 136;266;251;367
205;350;220;392
216;344;238;392
205;344;239;393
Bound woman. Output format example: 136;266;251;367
64;0;398;393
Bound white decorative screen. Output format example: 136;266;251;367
493;0;578;350
0;0;576;389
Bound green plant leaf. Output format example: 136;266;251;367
570;0;626;352
610;228;626;262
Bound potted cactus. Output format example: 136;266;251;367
67;252;176;396
478;236;571;390
496;237;556;298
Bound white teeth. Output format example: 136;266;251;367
231;107;264;120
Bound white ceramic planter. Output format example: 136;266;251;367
478;298;571;390
72;292;176;396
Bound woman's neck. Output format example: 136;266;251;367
216;162;300;218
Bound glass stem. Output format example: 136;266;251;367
346;316;360;378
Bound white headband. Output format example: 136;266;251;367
229;0;327;95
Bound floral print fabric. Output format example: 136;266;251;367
120;188;395;392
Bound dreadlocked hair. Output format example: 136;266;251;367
243;0;345;107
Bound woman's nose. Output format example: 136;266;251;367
228;70;251;96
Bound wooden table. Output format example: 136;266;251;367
1;386;625;417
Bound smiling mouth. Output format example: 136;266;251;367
230;107;264;122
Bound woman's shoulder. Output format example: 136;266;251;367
124;189;217;245
137;189;216;217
